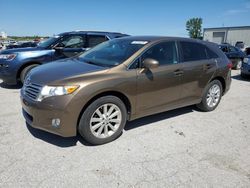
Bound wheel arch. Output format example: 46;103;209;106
211;76;226;94
16;61;41;81
77;90;132;128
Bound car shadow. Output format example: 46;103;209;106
231;74;250;81
26;123;93;147
26;106;196;147
125;106;195;130
0;81;22;89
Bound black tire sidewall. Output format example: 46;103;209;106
20;64;38;83
78;96;127;145
200;80;223;111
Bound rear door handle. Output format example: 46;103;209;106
205;64;214;69
174;69;184;76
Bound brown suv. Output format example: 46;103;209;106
20;36;232;145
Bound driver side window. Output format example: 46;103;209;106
58;35;86;48
141;41;177;66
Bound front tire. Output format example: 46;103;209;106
78;96;127;145
20;64;39;84
196;80;222;112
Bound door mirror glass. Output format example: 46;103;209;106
143;58;159;69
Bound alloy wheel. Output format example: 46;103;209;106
206;84;221;108
90;103;122;138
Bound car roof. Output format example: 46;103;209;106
58;31;128;36
114;36;214;44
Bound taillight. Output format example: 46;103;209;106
227;61;233;69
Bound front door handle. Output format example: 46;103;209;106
174;69;184;76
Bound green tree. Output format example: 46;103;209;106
186;18;203;39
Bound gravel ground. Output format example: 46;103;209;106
0;70;249;187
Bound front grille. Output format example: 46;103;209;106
23;82;42;101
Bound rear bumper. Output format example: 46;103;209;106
224;70;231;95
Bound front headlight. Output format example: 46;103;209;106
37;85;79;101
0;54;17;61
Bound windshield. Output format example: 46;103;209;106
80;38;148;67
38;36;61;48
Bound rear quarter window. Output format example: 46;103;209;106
205;46;219;59
180;41;207;62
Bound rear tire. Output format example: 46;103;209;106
241;73;248;79
196;80;222;112
20;64;39;84
78;96;127;145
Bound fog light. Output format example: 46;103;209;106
52;118;60;128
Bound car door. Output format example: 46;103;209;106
178;41;217;103
52;34;87;61
136;41;183;115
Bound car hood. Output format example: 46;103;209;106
0;47;43;54
28;58;108;85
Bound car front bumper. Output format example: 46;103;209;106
20;89;81;137
0;60;18;84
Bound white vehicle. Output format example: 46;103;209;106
0;42;6;51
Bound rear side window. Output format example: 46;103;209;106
219;45;228;53
206;47;219;59
58;35;86;48
88;35;108;48
180;41;207;62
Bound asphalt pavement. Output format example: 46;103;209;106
0;70;249;187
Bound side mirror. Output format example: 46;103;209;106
143;58;159;69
